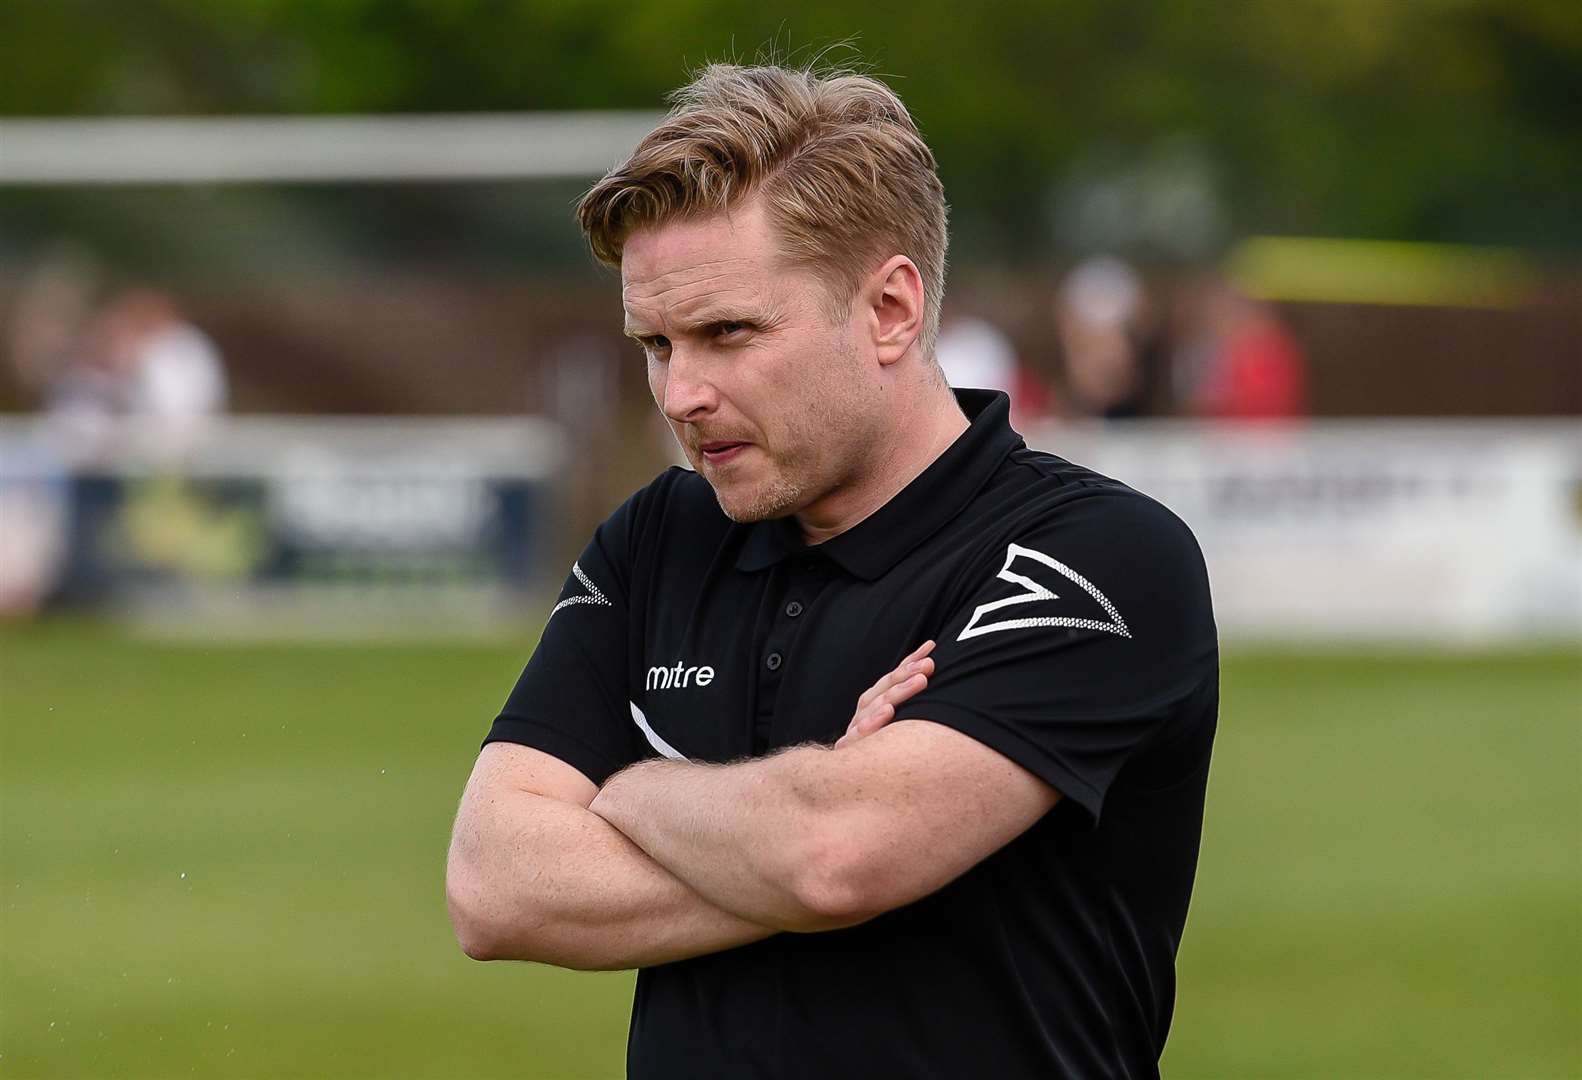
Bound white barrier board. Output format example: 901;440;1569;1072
4;415;1578;642
1023;420;1582;643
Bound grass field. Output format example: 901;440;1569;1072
2;622;1578;1078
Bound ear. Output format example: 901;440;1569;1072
864;256;926;368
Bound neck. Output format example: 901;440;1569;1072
796;377;969;545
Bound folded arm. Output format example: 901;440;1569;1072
445;742;775;970
589;717;1061;932
448;641;979;965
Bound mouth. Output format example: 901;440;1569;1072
697;440;751;467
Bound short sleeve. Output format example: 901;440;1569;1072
483;493;641;786
903;491;1217;823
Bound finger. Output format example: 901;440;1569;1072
887;670;928;699
857;664;906;710
872;692;912;726
894;641;933;670
854;670;929;734
898;649;935;683
837;710;884;748
857;654;924;711
852;701;894;737
845;701;888;740
844;704;878;739
855;643;938;715
849;699;889;735
855;676;927;738
855;680;884;713
877;673;928;715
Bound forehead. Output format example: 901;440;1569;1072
621;201;792;324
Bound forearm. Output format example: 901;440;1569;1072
590;748;860;932
589;719;1058;932
583;643;944;931
446;788;775;970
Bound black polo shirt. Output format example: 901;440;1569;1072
486;390;1218;1079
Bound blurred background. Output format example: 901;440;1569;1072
1;2;1578;1077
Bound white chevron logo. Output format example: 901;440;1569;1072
548;561;611;619
957;543;1131;641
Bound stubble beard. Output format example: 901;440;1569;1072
713;460;809;523
670;422;809;523
709;401;874;526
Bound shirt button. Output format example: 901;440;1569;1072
765;652;784;671
785;601;804;618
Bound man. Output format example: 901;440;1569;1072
447;63;1218;1079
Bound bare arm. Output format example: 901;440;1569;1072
589;716;1060;933
448;643;945;961
445;742;775;970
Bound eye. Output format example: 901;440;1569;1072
637;334;670;356
713;321;751;340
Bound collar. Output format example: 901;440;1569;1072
734;389;1023;580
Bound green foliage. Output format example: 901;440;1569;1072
3;0;1579;252
1;624;1578;1076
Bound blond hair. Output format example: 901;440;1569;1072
576;63;950;357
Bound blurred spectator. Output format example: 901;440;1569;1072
43;287;228;465
5;250;101;399
1;256;96;613
105;289;229;457
1054;257;1156;419
37;287;229;607
936;307;1049;428
1174;279;1308;419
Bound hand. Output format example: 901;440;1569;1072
834;640;935;749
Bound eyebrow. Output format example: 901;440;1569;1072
623;307;769;339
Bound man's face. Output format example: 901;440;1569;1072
621;199;883;523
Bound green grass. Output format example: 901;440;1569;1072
2;623;1578;1078
1167;650;1581;1079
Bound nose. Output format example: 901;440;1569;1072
657;345;718;424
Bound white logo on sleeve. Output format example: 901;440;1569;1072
957;543;1131;641
548;561;612;619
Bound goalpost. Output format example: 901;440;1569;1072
0;112;664;185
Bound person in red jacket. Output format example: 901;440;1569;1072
1183;280;1308;419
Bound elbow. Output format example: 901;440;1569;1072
446;872;505;962
780;830;888;930
456;929;501;963
445;854;525;962
445;856;607;969
452;917;504;963
759;772;891;930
